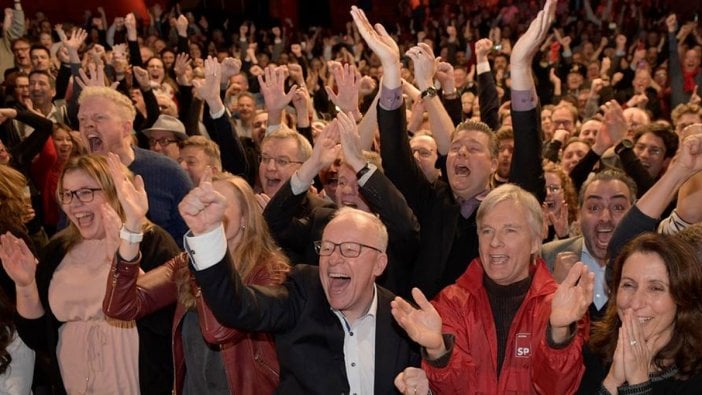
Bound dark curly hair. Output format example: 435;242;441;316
590;233;702;379
0;289;15;375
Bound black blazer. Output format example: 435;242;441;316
192;259;420;395
263;170;420;298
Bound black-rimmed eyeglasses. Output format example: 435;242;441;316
314;240;383;258
59;188;103;204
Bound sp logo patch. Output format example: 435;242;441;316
514;333;531;358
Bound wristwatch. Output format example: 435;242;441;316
420;87;438;99
120;225;144;244
614;139;633;156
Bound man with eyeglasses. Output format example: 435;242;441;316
542;170;636;320
409;132;441;183
142;114;188;161
183;189;420;393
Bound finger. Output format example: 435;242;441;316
324;86;339;102
394;371;407;394
200;166;213;186
411;287;433;311
560;261;585;286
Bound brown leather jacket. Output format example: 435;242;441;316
103;252;281;395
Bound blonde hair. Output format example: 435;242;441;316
181;136;222;171
78;86;137;121
0;165;28;230
54;155;149;249
261;128;313;162
177;173;290;308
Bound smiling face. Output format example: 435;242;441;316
633;132;669;178
410;135;440;182
29;73;55;107
60;169;107;240
446;129;496;200
53;128;74;162
561;141;590;173
147;57;165;82
78;96;132;156
478;199;539;286
335;164;370;212
579;120;601;145
318;212;387;322
580;179;632;265
544;171;564;213
258;137;302;197
616;252;676;342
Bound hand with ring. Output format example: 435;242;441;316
394;367;430;395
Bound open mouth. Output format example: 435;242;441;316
87;135;103;153
74;212;95;228
328;273;351;294
454;165;471;176
341;201;358;208
594;226;613;249
489;254;509;265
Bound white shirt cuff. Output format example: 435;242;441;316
290;171;311;195
210;106;226;119
184;224;227;271
357;164;377;187
476;61;491;75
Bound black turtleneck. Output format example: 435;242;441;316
483;274;532;377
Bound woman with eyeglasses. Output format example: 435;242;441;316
103;170;289;395
0;154;181;394
542;162;579;242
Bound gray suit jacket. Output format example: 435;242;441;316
541;236;584;273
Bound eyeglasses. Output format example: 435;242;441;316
314;240;382;258
546;184;562;193
59;188;103;204
412;148;435;158
259;154;303;167
149;137;178;147
633;143;664;158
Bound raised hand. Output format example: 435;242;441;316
666;14;677;33
76;63;118;89
176;14;188;37
287;63;305;86
258;65;297;113
405;43;437;91
546;201;569;239
0;232;37;287
390;288;445;358
178;167;228;236
107;153;147;232
192;56;222;103
132;66;151;90
220;57;242;81
511;0;556;69
311;119;341;169
601;100;628;144
475;38;493;64
63;27;87;53
325;63;361;115
603;329;626;392
125;13;137;41
350;6;400;88
173;52;192;85
435;61;455;94
337;111;365;171
549;262;594;342
394;367;431;395
551;250;579;284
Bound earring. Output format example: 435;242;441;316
241;225;246;230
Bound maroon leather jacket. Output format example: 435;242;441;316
103;252;281;395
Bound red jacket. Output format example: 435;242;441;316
425;257;588;395
104;252;282;395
